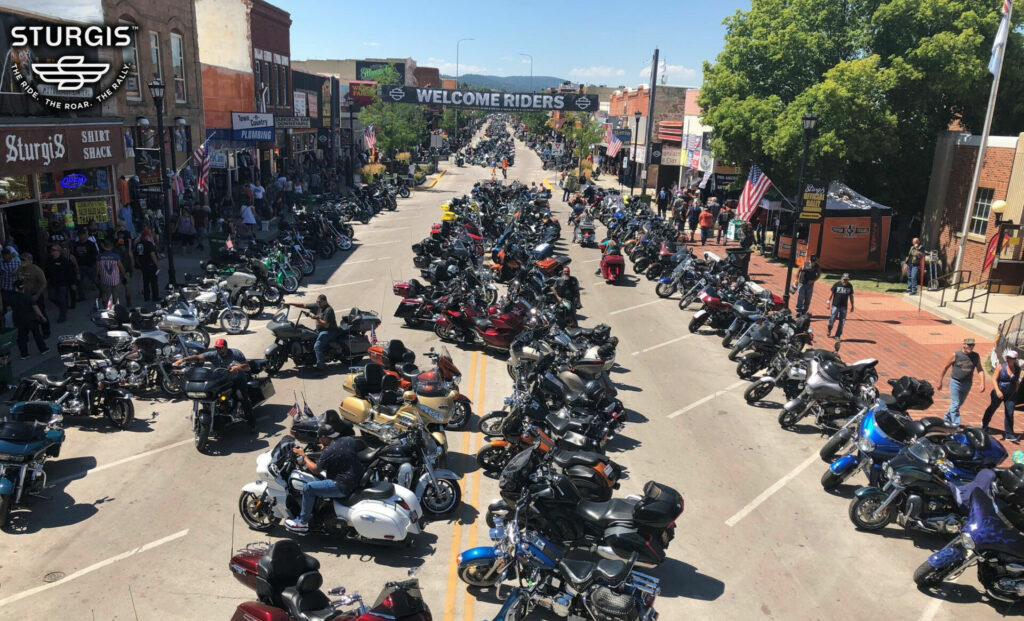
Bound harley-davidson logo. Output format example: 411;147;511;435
574;96;591;110
388;87;405;101
831;224;870;238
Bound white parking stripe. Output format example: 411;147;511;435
47;439;192;488
338;257;390;266
667;380;745;418
356;226;409;233
631;334;693;356
609;300;661;315
0;529;189;608
306;278;375;292
583;258;602;264
724;452;819;527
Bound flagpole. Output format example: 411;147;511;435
951;1;1012;285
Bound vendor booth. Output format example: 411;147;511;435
804;183;891;270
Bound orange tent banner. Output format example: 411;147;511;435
807;216;890;270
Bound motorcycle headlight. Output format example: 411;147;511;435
884;464;894;479
857;437;875;453
961;532;976;550
105;368;119;381
219;392;230;401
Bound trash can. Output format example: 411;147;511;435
0;327;17;386
725;247;752;277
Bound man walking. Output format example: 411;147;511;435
795;254;821;315
716;203;733;244
501;157;508;179
72;228;98;301
937;338;986;426
97;239;126;306
134;227;160;302
698;206;714;246
827;273;855;339
0;246;21;308
906;237;924;295
44;245;75;323
16;253;48;338
656;187;668;219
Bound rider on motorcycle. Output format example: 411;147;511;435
285;294;336;373
284;424;365;533
553;267;581;310
176;338;254;429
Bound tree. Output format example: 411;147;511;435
438;108;457;134
516;111;551;135
558;113;605;178
699;0;1024;214
357;63;427;155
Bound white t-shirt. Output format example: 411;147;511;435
294;183;303;194
241;204;257;224
251;184;265;200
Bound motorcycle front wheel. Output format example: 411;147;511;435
220;309;250;334
399;186;410;198
476;444;511;473
264;352;287;376
912;557;959;588
848;491;895;531
337;236;353;251
743;380;773;404
260;285;282;306
299;259;315;277
688;314;706;333
736;356;760;379
821;469;848;491
238;490;279;531
106;399;135;429
278;274;299;294
434;322;457;343
195;422;211;452
241;293;264;318
478;411;506;436
778;407;802;429
679;289;698;310
484;288;498;306
446;401;472;431
0;495;9;529
192;327;211;348
161;372;184;397
422;479;461;517
458;563;501;587
819;428;854;463
655;281;675;298
317;241;336;260
359;214;371;225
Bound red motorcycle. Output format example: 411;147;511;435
600;243;625;284
688;284;737;333
230;540;432;621
433;294;527;350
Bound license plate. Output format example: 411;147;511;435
602;464;613;476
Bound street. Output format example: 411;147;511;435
0;133;1005;621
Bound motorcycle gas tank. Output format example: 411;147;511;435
558;370;586;395
288;469;319;493
158;313;199;332
516;531;562;571
196;291;217;303
805;370;846;400
378;442;416;463
225;272;257;288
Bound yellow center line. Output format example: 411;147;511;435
443;351;479;619
543;177;553;191
463;354;487;621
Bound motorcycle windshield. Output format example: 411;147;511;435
907;438;940;464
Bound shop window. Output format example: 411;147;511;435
279;65;287;108
970;187;994;237
171;32;187;103
268;61;276;106
0;176;33;205
121;21;141;100
254;61;262;108
39;167;113;200
149;31;162;81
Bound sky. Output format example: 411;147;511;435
274;0;750;87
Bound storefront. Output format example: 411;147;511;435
0;119;126;255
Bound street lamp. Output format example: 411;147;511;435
455;38;474;143
630;111;641;196
344;94;356;187
782;112;818;309
520;53;533;92
148;78;176;286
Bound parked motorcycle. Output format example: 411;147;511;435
264;307;380;375
0;401;65;527
184;361;275;451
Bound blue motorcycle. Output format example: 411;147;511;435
0;401;65;528
459;503;660;620
914;468;1024;601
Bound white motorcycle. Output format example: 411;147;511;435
237;436;422;543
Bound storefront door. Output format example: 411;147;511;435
2;201;44;256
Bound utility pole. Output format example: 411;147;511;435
641;47;658;197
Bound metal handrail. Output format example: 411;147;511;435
954;278;1002;319
938;269;973;308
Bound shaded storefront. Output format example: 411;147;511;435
0;119;126;255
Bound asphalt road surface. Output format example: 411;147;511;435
0;128;1007;621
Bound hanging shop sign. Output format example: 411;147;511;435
380;86;600;112
75;200;109;223
275;116;312;129
1;124;125;175
649;143;663;165
798;180;827;221
60;172;87;189
231;112;275;142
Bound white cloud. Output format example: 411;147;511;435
435;62;487;75
362;41;380;47
569;66;627;78
640;62;698;83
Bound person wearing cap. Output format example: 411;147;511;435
72;228;99;301
938;338;987;425
981;349;1021;442
905;237;924;295
284;424;365;533
794;254;821;316
553;266;581;311
176;338;255;429
826;273;855;339
15;252;49;339
8;280;49;359
284;294;337;373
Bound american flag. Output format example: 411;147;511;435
605;124;623;158
286;402;299;418
364;124;377;150
554;117;565;130
736;164;773;222
194;143;210;193
989;0;1013;75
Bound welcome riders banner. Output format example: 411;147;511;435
380;86;600;112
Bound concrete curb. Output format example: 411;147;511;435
418;169;447;190
911;292;1000;340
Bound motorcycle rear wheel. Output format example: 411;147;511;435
241;294;264;318
220;310;249;334
476;445;510;473
106;399;135;429
238;490;279;531
848;491;894;531
744;380;773;404
260;285;282;306
655;282;675;298
421;479;461;517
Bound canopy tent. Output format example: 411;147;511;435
806;182;892;270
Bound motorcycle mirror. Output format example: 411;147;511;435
328;586;346;596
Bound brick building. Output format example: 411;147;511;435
249;0;291;175
922;131;1024;290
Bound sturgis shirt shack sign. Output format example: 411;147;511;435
2;124;126;175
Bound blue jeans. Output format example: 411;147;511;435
944;377;971;425
299;479;345;522
313;330;336;368
828;306;848;338
795;283;814;315
907;264;919;294
982;387;1017;436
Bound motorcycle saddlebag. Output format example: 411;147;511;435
339;396;372;423
247;377;275;406
888;376;935;410
603;525;666;566
393;282;413;298
633;481;683;528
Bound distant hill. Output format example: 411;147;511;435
439;74;568;92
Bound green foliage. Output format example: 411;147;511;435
439;108;458;134
699;0;1024;214
516;111;551;135
358;101;427;155
558;112;605;168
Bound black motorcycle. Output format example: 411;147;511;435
183;362;275;451
11;359;135;429
264;307;380;375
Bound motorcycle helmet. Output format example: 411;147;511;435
317;423;341;440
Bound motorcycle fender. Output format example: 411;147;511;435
0;477;13;496
756;375;776;386
393;302;417;318
455;393;472;405
415;470;461;499
487;440;510;448
693;309;708;321
241;480;268;496
928;542;967;568
106;388;133;400
829;453;860;474
853;486;883;499
783;396;804;412
265;343;282;359
457;546;499;568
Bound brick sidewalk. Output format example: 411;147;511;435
688;237;1020;460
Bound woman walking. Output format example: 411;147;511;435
982;349;1020;442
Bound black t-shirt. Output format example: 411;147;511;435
318;436;365;492
951;350;982;383
73;239;98;267
202;348;247;369
48;228;69;246
7;290;37;325
306;303;337;332
45;255;77;287
798;262;820;284
135;239;158;270
830;281;854;309
555;276;580;300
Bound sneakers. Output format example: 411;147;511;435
1005;434;1020;443
284;518;309;532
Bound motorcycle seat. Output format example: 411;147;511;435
256;540;321;611
30;374;69;388
576;499;636;527
398;363;420;381
557;558;629;587
357;446;380;463
281;571;333;621
552;450;603;469
473;317;493;330
384;339;416;366
566;327;595;340
348;481;395;503
545;413;578;435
